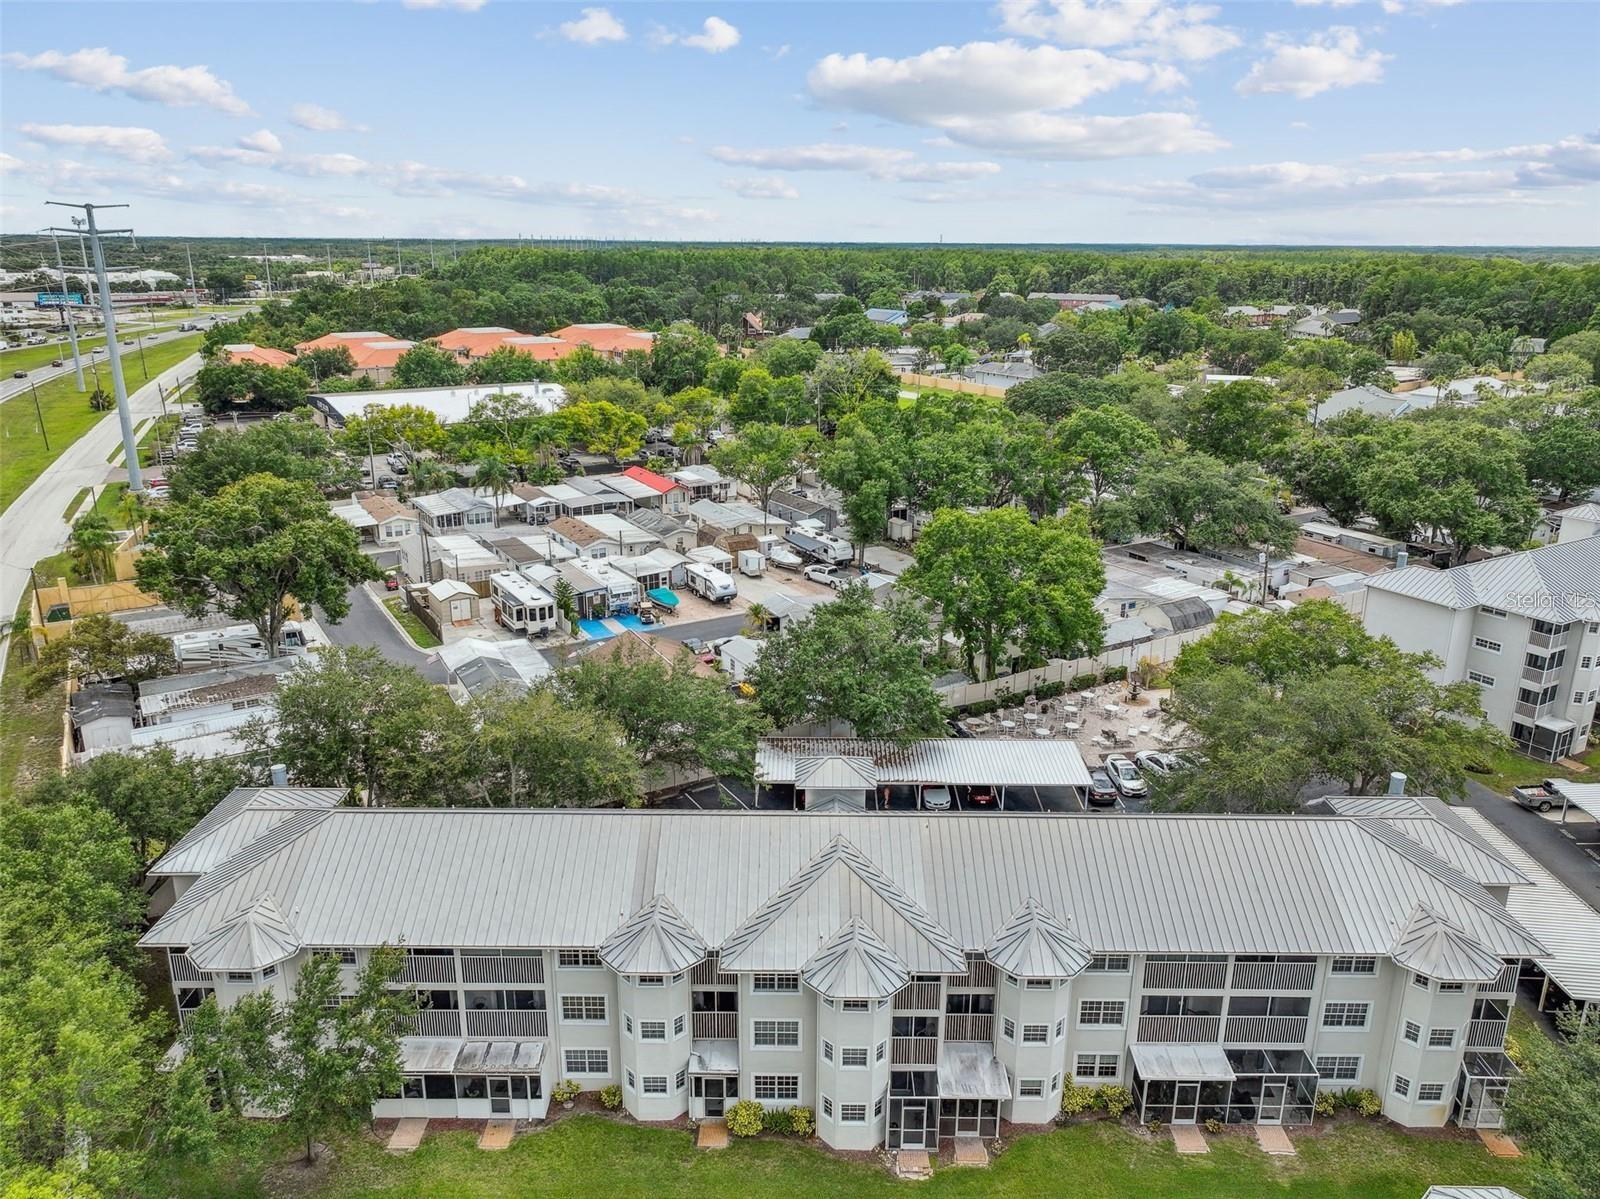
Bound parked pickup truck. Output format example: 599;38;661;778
1511;780;1562;813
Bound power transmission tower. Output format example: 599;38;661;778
47;201;143;491
47;230;86;391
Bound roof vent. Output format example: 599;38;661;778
1387;772;1408;797
269;763;288;786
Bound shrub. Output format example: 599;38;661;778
1341;1088;1381;1117
598;1084;622;1110
726;1099;765;1137
1204;1118;1224;1135
1100;665;1128;683
966;698;1000;716
1314;1090;1336;1117
552;1079;581;1104
789;1106;815;1136
1034;680;1068;700
1069;673;1099;692
1147;1119;1164;1134
763;1107;793;1135
1060;1083;1098;1117
1096;1085;1133;1118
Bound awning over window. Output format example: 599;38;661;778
1131;1042;1236;1082
400;1037;465;1073
399;1037;544;1074
688;1039;739;1075
938;1042;1012;1099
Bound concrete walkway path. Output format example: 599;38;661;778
1254;1125;1296;1156
385;1118;427;1152
695;1120;729;1149
1172;1125;1209;1154
477;1120;514;1150
0;352;198;679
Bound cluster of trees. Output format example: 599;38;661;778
1156;602;1506;811
254;644;765;807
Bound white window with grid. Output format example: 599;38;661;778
675;1069;687;1091
564;1048;609;1075
1002;1017;1015;1040
1418;1083;1445;1102
753;1075;800;1101
821;1095;833;1119
626;1070;635;1090
674;1013;686;1038
1322;1002;1369;1029
840;1047;869;1069
1331;956;1377;976
1018;1079;1044;1098
1427;1027;1456;1048
1075;1053;1119;1079
1022;1023;1049;1045
1393;1074;1411;1098
839;1103;866;1124
752;973;799;992
752;1019;800;1048
1315;1055;1361;1082
1087;954;1131;973
821;1039;834;1063
1404;1021;1421;1044
561;995;607;1022
1078;1000;1125;1027
639;1020;667;1042
558;949;601;969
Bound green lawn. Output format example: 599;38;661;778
157;1115;1533;1199
0;332;202;514
385;596;441;648
1468;743;1600;794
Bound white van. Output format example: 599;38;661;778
684;563;737;604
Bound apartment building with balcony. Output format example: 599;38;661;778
1363;536;1600;761
141;795;1546;1150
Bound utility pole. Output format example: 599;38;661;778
262;244;273;297
428;239;436;270
48;201;142;492
48;231;85;391
28;381;50;450
184;243;197;302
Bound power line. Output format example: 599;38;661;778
47;200;143;493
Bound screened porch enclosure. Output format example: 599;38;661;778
1453;1051;1517;1130
1130;1044;1318;1126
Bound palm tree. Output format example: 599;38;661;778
473;452;512;528
69;512;115;585
404;457;452;498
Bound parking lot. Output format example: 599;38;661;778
663;780;1146;815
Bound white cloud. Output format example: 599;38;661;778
19;122;172;163
238;128;283;154
1290;0;1360;7
709;142;1001;182
722;175;800;200
560;7;626;45
935;111;1227;159
1364;140;1554;164
1236;27;1388;100
995;0;1241;61
2;46;250;114
808;41;1154;122
682;17;742;53
289;102;367;133
1379;0;1462;13
401;0;488;9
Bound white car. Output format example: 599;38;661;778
1104;755;1149;799
803;564;850;589
921;785;953;811
1133;750;1180;776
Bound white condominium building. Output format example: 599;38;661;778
1364;535;1600;762
142;791;1544;1151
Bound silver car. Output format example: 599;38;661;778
1105;755;1149;799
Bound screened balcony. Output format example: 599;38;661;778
398;949;457;985
1229;957;1316;992
460;951;544;985
1143;955;1228;990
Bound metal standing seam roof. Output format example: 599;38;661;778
1364;535;1600;623
1389;904;1506;983
598;895;708;976
688;1039;739;1074
186;894;302;971
140;811;1548;969
1129;1043;1236;1082
794;755;879;791
1314;797;1530;888
454;1040;545;1072
937;1043;1013;1099
985;899;1094;979
1422;1189;1529;1199
148;787;347;877
757;738;1092;788
801;918;912;999
1550;779;1600;822
1453;809;1600;1005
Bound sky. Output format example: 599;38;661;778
1;0;1597;246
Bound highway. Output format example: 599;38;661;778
1;321;215;402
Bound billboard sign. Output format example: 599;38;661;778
36;292;85;308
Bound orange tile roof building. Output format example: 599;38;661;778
221;343;295;367
548;322;657;359
293;331;416;383
433;327;573;363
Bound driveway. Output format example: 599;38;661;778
316;582;447;683
1461;780;1600;913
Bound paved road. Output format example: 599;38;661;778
1462;780;1600;912
1;324;203;402
647;612;749;645
0;351;200;680
317;582;447;682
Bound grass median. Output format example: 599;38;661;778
0;332;202;514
